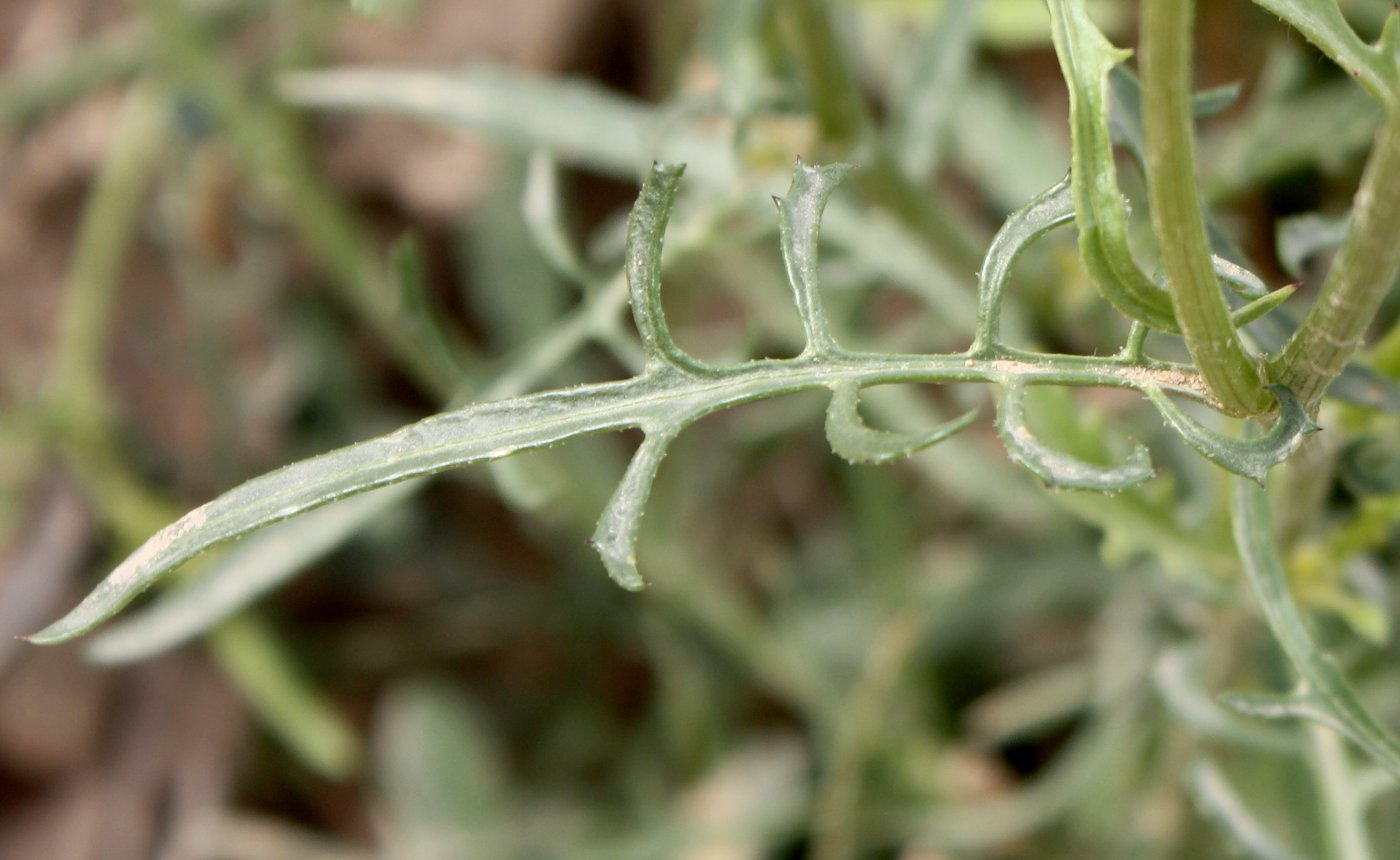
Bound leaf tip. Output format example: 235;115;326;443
22;621;72;647
590;537;647;591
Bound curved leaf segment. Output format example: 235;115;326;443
825;382;977;466
32;161;1303;645
1144;386;1316;484
997;381;1154;492
1045;0;1178;332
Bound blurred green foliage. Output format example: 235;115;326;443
9;0;1400;857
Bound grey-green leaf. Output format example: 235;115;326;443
825;382;977;465
1108;66;1240;172
973;172;1076;353
996;382;1154;492
374;679;508;856
776;159;853;356
1211;256;1268;299
28;378;659;645
1231;476;1400;780
893;0;984;180
279;66;731;183
86;480;424;664
628;162;705;372
1144;385;1315;483
590;429;675;590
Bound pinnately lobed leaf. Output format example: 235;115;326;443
33;157;1265;646
28;380;657;644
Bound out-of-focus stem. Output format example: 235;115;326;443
776;0;983;273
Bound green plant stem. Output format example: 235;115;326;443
1275;101;1400;409
1310;723;1375;860
775;0;982;273
1141;0;1268;416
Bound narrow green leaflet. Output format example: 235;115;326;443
1045;0;1179;332
87;481;424;664
1230;476;1400;781
1143;386;1315;483
1219;691;1355;738
1248;0;1399;105
625;162;707;372
825;382;977;465
775;159;851;356
972;173;1076;353
522;152;600;289
1229;287;1296;328
590;429;676;590
996;382;1154;492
